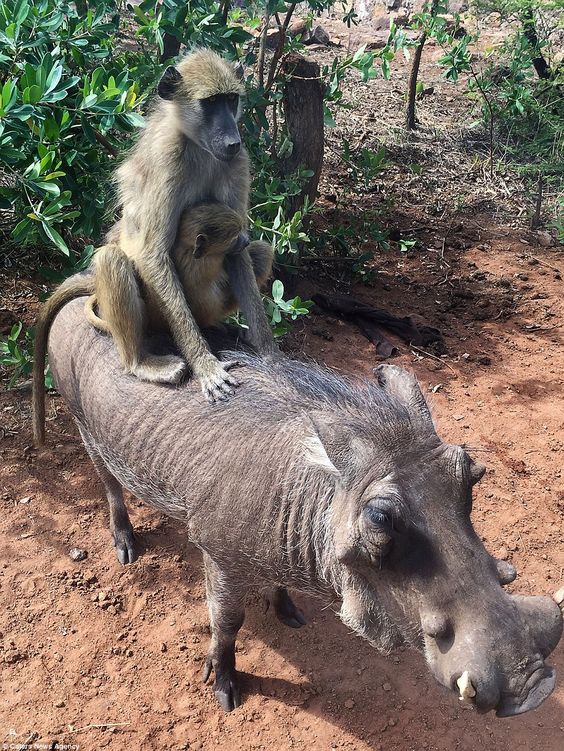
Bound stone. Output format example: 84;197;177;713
537;230;553;247
69;548;87;562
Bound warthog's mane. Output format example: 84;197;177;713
220;349;422;434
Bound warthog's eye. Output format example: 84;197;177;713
362;503;397;561
365;507;392;528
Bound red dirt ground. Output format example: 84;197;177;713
1;218;563;750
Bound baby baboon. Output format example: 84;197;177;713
32;202;273;444
86;203;272;337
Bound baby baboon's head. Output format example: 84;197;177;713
158;49;244;162
183;203;243;259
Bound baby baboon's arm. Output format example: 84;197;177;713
222;188;277;356
224;248;277;356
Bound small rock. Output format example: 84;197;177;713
19;496;32;504
91;677;102;688
344;698;355;709
382;682;392;692
160;642;167;653
107;605;117;616
288;19;308;39
126;649;133;657
392;8;410;27
553;588;564;607
69;548;87;562
4;652;24;664
308;25;330;46
90;593;98;602
389;717;397;727
54;699;65;708
372;14;390;31
537;230;553;247
453;415;465;421
98;591;107;602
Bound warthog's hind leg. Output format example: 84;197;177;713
202;553;246;712
78;425;137;565
268;587;306;629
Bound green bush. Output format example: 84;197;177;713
0;0;152;256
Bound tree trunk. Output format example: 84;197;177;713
521;7;551;80
280;54;324;219
161;33;182;64
406;31;427;130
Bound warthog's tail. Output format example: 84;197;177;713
32;273;95;445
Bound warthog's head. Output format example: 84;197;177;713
305;364;562;717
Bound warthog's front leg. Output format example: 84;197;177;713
267;587;306;629
202;553;246;712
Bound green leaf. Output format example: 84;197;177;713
42;89;70;103
13;0;30;26
41;221;69;255
272;279;284;302
10;322;22;340
323;104;337;128
45;63;62;94
9;104;34;119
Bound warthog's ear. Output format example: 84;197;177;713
303;413;372;486
374;364;434;430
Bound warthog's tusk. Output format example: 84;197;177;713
553;587;564;609
456;671;476;702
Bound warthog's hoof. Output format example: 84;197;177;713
113;526;137;565
202;658;241;712
271;588;307;629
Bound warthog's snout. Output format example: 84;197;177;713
422;593;563;717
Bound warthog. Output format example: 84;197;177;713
44;299;562;714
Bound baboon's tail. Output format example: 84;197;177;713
84;294;111;333
32;273;95;445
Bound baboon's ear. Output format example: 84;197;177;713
158;66;182;100
193;234;208;259
234;62;244;81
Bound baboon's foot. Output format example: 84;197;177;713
202;656;241;712
198;359;240;403
269;587;307;629
131;354;187;384
112;524;137;565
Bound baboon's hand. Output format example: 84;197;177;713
195;356;240;403
228;231;250;255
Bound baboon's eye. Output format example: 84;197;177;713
227;93;238;103
207;95;218;103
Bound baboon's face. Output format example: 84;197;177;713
194;92;241;162
158;66;242;162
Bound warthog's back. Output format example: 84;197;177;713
49;299;291;522
47;298;411;544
